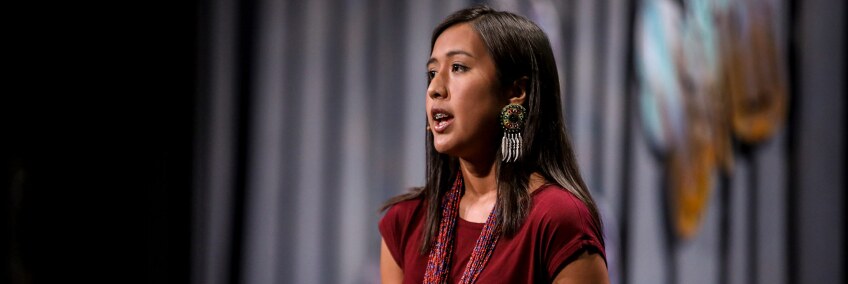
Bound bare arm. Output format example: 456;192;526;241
381;238;403;284
552;250;609;284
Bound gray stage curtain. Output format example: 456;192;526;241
192;0;469;283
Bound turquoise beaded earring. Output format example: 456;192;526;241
499;104;526;162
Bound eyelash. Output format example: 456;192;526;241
451;63;468;72
427;64;469;82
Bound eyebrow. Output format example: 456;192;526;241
427;50;475;66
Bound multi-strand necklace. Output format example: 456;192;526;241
423;172;500;284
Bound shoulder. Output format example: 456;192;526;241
525;184;601;244
379;197;426;271
526;184;606;277
379;197;424;233
530;184;592;225
383;198;423;219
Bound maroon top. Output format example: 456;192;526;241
379;184;606;283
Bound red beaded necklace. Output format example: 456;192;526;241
423;172;500;284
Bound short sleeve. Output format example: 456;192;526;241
378;201;414;269
537;190;606;278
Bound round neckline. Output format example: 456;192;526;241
457;216;486;229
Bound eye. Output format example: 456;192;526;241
451;64;468;72
427;70;436;82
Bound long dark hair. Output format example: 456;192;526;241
382;5;603;254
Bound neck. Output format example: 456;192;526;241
458;156;498;199
458;156;550;196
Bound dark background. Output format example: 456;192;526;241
4;1;196;282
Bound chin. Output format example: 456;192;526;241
433;144;451;155
432;141;457;156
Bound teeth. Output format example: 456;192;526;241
434;113;449;120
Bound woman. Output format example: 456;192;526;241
379;5;608;284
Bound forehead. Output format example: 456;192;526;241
430;23;489;60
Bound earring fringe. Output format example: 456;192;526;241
499;104;526;163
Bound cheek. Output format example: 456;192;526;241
457;94;501;131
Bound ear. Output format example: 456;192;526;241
508;76;529;105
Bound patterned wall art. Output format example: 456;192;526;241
635;0;789;282
637;0;788;239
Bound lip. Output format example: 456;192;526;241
430;107;454;134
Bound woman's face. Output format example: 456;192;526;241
426;23;506;160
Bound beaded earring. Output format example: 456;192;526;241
499;104;526;162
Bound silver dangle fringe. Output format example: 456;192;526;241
499;104;526;163
501;131;522;162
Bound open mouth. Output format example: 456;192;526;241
431;109;454;133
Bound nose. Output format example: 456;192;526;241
427;73;447;99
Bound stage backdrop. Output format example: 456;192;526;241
191;0;844;283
